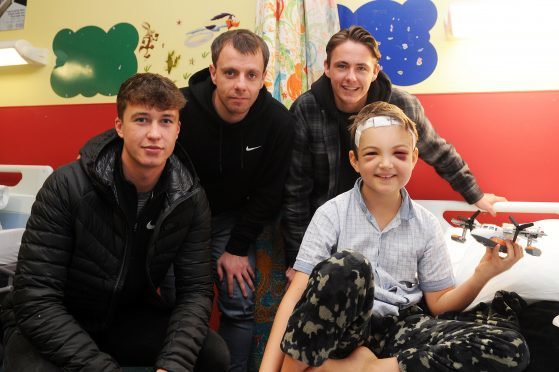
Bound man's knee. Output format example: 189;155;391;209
217;281;255;322
3;329;59;372
195;329;230;372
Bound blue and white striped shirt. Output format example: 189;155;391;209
294;178;455;317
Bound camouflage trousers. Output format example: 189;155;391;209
281;251;530;371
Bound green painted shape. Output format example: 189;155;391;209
50;23;139;98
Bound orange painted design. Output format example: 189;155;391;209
287;63;303;100
226;18;240;29
275;0;284;21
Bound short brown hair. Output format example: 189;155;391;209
116;73;186;119
326;26;381;65
211;29;270;70
349;102;419;157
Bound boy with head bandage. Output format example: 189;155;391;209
261;102;529;372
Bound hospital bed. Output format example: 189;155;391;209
416;199;559;370
415;200;559;308
0;164;53;293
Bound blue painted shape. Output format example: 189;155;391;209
338;0;438;86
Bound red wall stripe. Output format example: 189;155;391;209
1;91;558;202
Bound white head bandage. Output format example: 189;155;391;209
354;115;417;148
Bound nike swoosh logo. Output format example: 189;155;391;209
146;221;156;230
245;145;262;152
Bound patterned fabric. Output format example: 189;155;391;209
294;179;454;317
255;0;339;107
282;82;484;264
250;222;287;371
282;251;531;371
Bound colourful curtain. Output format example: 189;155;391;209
256;0;339;107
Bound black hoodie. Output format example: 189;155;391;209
179;68;295;256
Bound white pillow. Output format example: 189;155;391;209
444;219;559;310
0;228;24;266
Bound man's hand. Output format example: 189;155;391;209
217;251;255;298
475;239;523;281
285;267;296;288
156;369;167;372
474;193;507;217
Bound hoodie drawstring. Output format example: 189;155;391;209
219;125;223;174
240;130;245;170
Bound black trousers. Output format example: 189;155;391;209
3;307;229;371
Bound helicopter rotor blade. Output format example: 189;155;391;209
509;215;535;242
513;229;520;242
520;222;534;230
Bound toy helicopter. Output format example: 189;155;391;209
451;210;481;243
450;210;546;256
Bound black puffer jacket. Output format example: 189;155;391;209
5;130;213;371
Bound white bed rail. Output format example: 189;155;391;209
0;164;53;215
415;200;559;231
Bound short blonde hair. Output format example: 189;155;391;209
348;102;419;157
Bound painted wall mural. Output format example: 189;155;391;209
48;11;242;99
338;0;438;86
50;23;138;98
184;12;240;48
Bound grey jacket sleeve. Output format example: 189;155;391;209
390;88;484;204
282;99;316;266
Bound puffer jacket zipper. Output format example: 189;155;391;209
144;188;199;297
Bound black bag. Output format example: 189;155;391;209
519;301;559;371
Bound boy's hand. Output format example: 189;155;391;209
217;252;255;298
475;239;523;281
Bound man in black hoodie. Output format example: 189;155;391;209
282;26;506;275
1;73;229;371
178;30;295;371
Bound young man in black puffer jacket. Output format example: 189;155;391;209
1;73;229;372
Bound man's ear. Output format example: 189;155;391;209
260;69;267;88
372;63;381;80
324;59;331;78
115;117;124;138
209;64;217;85
349;150;360;173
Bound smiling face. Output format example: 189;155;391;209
209;43;266;123
115;104;180;180
350;124;418;200
325;40;380;113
